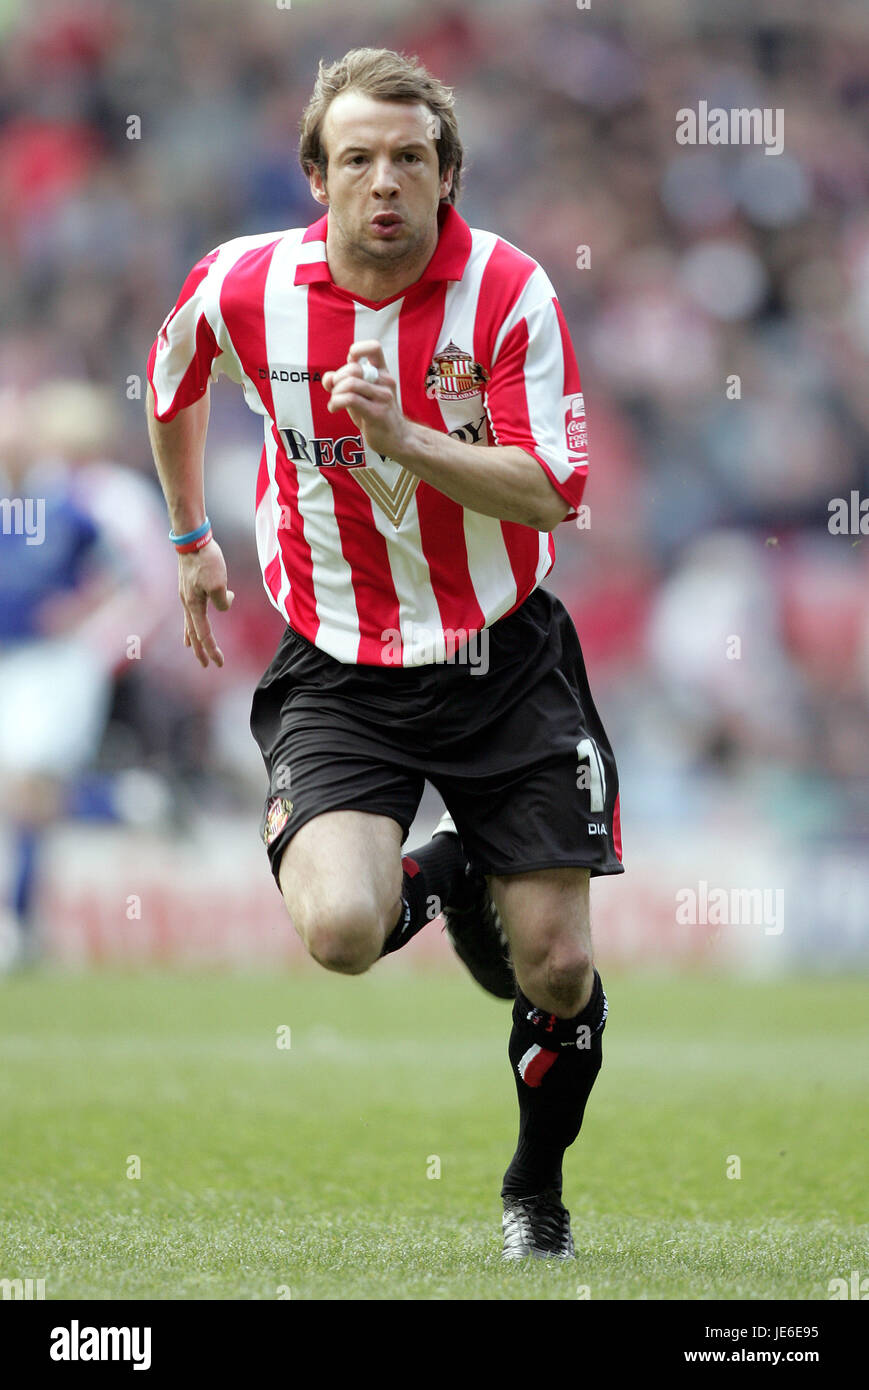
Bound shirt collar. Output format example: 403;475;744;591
293;202;472;288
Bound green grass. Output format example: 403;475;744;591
0;966;867;1299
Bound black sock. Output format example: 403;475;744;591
501;969;608;1199
380;831;466;956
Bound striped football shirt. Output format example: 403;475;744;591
147;202;589;666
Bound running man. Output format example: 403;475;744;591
146;47;623;1261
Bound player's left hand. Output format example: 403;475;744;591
323;341;406;460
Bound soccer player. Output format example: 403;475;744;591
146;48;623;1261
0;382;171;968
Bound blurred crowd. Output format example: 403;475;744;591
1;0;867;906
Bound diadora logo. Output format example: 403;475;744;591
259;367;322;383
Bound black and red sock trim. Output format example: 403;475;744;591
502;969;608;1199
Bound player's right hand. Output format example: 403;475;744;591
177;539;234;668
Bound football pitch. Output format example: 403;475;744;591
1;966;866;1301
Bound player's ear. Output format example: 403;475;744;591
308;162;329;207
439;165;454;201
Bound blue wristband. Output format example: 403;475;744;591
169;517;211;546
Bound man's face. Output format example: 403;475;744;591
310;90;453;271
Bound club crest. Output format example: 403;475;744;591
263;796;294;846
425;340;490;401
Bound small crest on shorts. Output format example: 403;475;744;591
425;340;490;401
263;796;294;846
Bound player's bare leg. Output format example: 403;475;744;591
489;866;607;1260
278;810;403;973
490;867;594;1017
276;808;471;976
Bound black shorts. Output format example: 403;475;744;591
249;587;624;888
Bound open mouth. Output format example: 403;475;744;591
371;214;403;233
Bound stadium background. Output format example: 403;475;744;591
2;0;867;972
1;0;867;1309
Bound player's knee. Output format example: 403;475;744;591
298;903;386;975
517;934;593;1013
544;943;593;1007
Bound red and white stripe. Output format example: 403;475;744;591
516;1043;559;1088
148;206;590;667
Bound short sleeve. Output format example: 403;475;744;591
147;249;222;422
483;294;589;523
